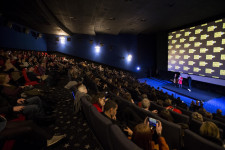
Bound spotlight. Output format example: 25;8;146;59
95;45;100;53
60;36;66;44
137;66;140;70
127;54;132;62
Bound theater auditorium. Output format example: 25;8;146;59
1;0;225;150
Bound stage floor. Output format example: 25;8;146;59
139;77;225;115
162;84;221;102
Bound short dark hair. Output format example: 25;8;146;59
92;92;105;104
104;100;117;112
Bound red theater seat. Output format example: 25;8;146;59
22;68;39;86
2;114;26;150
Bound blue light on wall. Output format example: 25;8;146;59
127;54;132;62
60;36;66;44
137;66;140;71
95;45;100;53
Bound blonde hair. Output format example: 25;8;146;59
0;73;8;84
200;121;220;139
192;112;203;122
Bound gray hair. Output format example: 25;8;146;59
141;98;150;109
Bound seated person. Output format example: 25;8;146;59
3;58;19;72
101;100;134;136
0;73;24;100
159;109;174;122
26;65;41;82
200;121;225;147
213;109;224;119
0;104;66;148
92;92;106;112
166;106;182;114
192;112;203;122
0;73;49;120
141;98;158;114
74;84;92;114
141;94;148;99
132;122;169;150
198;108;213;119
123;93;135;104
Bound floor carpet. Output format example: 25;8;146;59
13;77;104;150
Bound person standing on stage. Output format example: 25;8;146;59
187;75;192;92
178;75;183;88
173;73;178;87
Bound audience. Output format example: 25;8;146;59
141;98;158;114
92;92;106;112
132;122;169;150
200;121;225;147
0;48;225;149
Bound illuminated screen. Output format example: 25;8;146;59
168;19;225;79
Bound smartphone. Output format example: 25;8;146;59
149;117;157;127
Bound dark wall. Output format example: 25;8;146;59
137;34;157;77
47;34;139;72
156;32;168;73
0;17;47;51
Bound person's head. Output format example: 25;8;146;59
200;121;220;139
141;98;150;110
112;89;119;96
123;93;133;103
77;84;87;94
27;65;34;72
132;123;153;150
5;58;11;64
156;99;164;107
192;112;203;122
141;94;148;99
165;99;172;105
104;100;118;118
159;109;174;122
216;109;222;115
0;73;10;84
196;100;199;106
93;92;105;107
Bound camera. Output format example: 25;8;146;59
148;117;158;127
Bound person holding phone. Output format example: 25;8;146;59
132;120;169;150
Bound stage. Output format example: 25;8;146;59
162;84;222;102
139;77;225;115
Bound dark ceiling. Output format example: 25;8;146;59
1;0;225;36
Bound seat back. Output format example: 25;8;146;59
130;103;182;149
176;106;192;117
169;110;190;124
184;129;224;150
159;117;182;150
80;97;92;125
89;106;113;150
109;125;142;150
150;101;165;112
22;68;39;85
214;116;225;124
204;117;225;139
189;119;202;134
22;68;31;82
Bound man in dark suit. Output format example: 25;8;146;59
187;75;192;92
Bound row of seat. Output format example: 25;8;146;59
108;92;225;150
175;105;225;139
80;97;142;150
